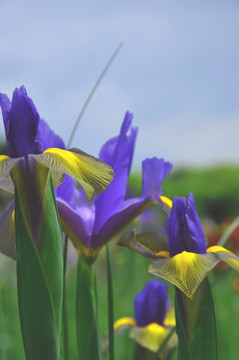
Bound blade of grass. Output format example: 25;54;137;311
106;243;115;360
218;215;239;247
67;42;123;148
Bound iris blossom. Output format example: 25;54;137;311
56;112;173;263
105;279;176;354
0;86;114;258
120;193;239;299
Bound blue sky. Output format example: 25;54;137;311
1;0;239;168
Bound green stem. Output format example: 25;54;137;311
106;243;115;360
62;235;69;360
0;287;6;360
76;256;102;360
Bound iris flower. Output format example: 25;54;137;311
0;86;114;258
119;193;239;299
56;111;173;263
104;279;176;355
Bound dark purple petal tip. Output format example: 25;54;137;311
134;279;169;327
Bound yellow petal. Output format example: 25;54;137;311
130;323;170;352
149;251;219;299
160;196;172;213
118;229;169;259
163;306;176;327
207;245;239;272
31;147;114;200
114;317;136;332
0;155;20;193
0;201;16;259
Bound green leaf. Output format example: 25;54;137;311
37;167;63;335
175;278;218;360
106;243;115;360
15;181;59;360
76;256;102;360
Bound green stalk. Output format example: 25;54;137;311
106;243;115;360
0;287;6;360
62;235;69;360
76;256;102;360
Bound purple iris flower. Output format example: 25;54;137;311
134;279;169;327
166;193;207;256
57;112;173;261
0;86;113;259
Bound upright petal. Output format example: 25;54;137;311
167;194;207;256
0;86;40;157
141;158;172;199
93;112;137;234
36;119;65;152
134;279;169;327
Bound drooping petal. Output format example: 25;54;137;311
0;155;20;193
130;323;171;353
118;230;169;259
0;86;40;158
114;317;136;331
93;112;137;234
57;199;92;254
0;200;16;259
31;147;114;200
207;245;239;272
92;157;172;250
149;251;219;299
134;279;169;327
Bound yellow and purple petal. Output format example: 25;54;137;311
149;251;219;299
31;147;114;201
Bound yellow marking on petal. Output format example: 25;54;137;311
155;250;170;258
207;245;239;272
0;155;20;193
114;317;136;331
149;251;219;299
160;196;172;213
163;306;176;327
130;323;170;352
32;147;114;200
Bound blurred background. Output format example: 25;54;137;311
1;0;239;359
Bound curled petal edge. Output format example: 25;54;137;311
31;147;114;200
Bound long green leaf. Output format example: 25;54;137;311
106;243;115;360
37;167;63;335
76;256;102;360
175;278;217;360
15;182;59;360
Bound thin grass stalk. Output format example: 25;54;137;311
106;243;115;360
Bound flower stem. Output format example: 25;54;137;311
106;243;115;360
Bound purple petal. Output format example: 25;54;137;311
36;119;66;152
57;199;93;249
93;112;138;234
0;86;40;157
167;193;207;256
55;174;76;204
134;279;169;327
141;158;173;199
